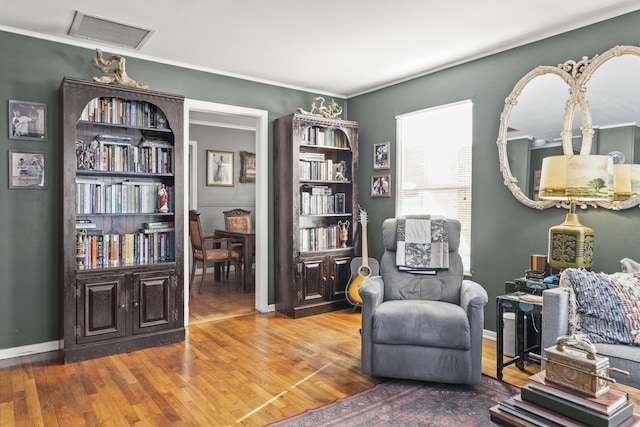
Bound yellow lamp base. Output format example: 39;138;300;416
548;213;594;270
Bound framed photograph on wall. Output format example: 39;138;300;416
371;174;391;197
239;151;256;183
207;150;234;186
373;141;390;170
9;100;47;141
9;150;46;189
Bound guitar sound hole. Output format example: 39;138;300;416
358;266;371;277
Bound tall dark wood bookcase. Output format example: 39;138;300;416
274;113;359;318
59;77;185;362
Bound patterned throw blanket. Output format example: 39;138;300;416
396;215;448;273
560;268;640;346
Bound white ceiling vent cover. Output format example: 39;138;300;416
68;11;155;49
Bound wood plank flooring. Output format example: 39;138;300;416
1;274;638;426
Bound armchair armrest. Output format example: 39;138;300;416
359;276;384;309
460;279;488;313
359;276;384;375
460;279;488;384
203;236;238;256
542;288;570;354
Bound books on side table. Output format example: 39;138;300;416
495;370;639;427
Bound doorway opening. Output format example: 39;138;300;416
183;99;270;325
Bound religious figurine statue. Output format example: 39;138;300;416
158;184;169;213
91;48;149;90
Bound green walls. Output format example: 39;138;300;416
349;10;640;331
3;9;640;351
0;31;341;350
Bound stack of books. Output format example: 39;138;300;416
498;370;639;426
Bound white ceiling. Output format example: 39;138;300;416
1;1;640;97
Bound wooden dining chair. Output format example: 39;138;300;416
222;208;253;270
223;208;252;233
188;210;242;293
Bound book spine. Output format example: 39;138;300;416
521;385;634;427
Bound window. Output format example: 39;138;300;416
396;100;473;273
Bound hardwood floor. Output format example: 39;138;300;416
188;270;257;324
1;276;638;426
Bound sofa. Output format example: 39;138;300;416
542;269;640;388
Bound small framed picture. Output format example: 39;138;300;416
9;150;46;189
239;151;256;183
371;174;391;197
207;150;234;186
9;100;47;141
373;141;390;170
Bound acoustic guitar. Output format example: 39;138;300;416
345;206;380;306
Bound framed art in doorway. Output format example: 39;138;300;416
207;150;234;186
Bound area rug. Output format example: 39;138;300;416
269;375;518;427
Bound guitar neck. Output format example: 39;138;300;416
361;223;368;268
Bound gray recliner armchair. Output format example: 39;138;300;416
359;217;488;384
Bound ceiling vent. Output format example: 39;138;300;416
68;11;155;49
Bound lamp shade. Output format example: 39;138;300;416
538;155;613;202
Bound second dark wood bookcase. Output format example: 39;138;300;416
59;77;185;362
274;113;359;318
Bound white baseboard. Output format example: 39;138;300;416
0;340;61;360
483;329;497;341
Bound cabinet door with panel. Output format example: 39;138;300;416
132;270;177;334
75;272;127;344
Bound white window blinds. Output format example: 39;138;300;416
396;100;473;273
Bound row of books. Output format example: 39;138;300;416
76;227;175;269
498;370;638;427
299;158;348;182
300;187;346;215
76;180;172;214
302;126;348;148
77;136;174;174
299;225;343;252
81;96;169;129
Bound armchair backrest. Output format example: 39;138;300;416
380;217;464;304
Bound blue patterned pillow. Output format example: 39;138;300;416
560;268;640;346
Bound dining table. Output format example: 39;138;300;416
215;229;255;293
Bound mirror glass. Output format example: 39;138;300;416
497;67;573;208
584;54;640;154
507;73;569;200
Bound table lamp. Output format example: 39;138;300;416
538;155;613;270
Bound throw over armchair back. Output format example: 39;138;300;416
359;217;488;384
380;217;464;303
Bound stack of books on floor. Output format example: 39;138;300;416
497;370;639;427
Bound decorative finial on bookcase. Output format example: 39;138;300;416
296;96;343;119
91;48;149;90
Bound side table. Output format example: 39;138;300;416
496;292;543;379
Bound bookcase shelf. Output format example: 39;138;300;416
59;77;185;363
274;113;359;318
